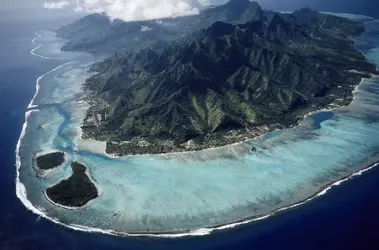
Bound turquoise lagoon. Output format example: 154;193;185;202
16;18;379;236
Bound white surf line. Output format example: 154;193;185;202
30;31;65;60
28;61;75;109
16;28;379;238
30;45;65;60
14;158;379;238
16;65;379;237
207;162;379;235
32;31;42;44
321;12;374;20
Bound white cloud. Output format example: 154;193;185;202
140;25;153;32
42;0;218;21
198;0;213;6
72;0;214;22
155;19;177;26
43;1;71;9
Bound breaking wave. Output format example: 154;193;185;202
15;24;379;238
30;31;65;60
27;61;74;108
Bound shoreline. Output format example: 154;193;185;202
43;161;101;209
27;61;75;109
93;101;349;159
30;44;65;60
32;31;42;44
43;190;83;211
32;151;65;178
96;77;367;159
43;180;101;211
30;31;65;60
81;18;379;159
17;69;379;237
88;68;378;158
17;151;379;237
43;188;101;212
15;27;379;238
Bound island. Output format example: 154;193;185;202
56;1;378;156
17;0;379;235
45;162;98;208
81;10;377;155
35;151;65;170
55;0;265;53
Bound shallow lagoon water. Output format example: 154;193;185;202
17;18;379;235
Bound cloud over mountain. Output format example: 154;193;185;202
42;0;214;21
73;0;212;22
43;1;70;9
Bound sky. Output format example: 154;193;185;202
0;0;230;22
1;0;212;10
0;0;377;21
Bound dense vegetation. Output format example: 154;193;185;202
56;0;264;52
35;152;65;170
46;162;98;207
60;1;378;155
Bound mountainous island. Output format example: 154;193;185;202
57;0;378;156
56;0;265;52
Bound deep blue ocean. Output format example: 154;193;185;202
1;13;379;250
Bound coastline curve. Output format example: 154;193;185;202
15;17;379;237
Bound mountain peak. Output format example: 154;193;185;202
206;21;236;37
269;14;286;26
79;5;376;155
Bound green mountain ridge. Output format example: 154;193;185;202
56;0;265;52
79;3;377;155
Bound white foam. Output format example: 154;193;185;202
16;110;42;215
15;28;379;239
28;31;76;108
322;12;374;20
30;45;65;60
30;31;65;60
32;31;42;44
15;111;39;174
15;154;379;238
27;61;75;108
